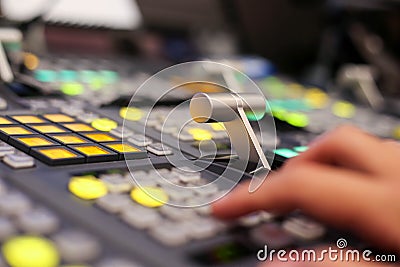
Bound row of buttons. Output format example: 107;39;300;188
0;178;141;267
0;114;147;165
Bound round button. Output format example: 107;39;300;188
130;187;168;208
91;118;118;132
119;107;143;121
2;236;60;267
69;175;108;200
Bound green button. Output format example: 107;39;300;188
79;70;98;83
34;70;57;83
61;83;84;96
59;70;77;82
274;148;299;158
99;70;119;84
293;146;308;153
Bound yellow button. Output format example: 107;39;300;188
305;88;329;109
210;122;225;131
12;115;45;124
43;114;75;123
393;126;400;140
0;126;33;135
105;143;140;153
62;123;95;132
24;53;40;70
83;133;117;142
69;175;107;200
49;134;89;144
0;117;14;125
2;236;60;267
38;147;79;159
30;124;67;133
17;137;55;147
91;118;118;132
73;145;110;156
332;101;356;118
130;186;168;208
119;107;143;121
188;128;213;141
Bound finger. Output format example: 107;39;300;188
212;162;400;249
293;125;397;176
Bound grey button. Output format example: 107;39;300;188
110;126;134;139
149;222;188;246
54;230;101;263
0;217;16;240
0;191;32;216
96;258;142;267
159;206;197;221
250;223;294;248
0;142;15;157
120;206;161;229
192;205;211;216
282;216;326;240
3;152;35;169
96;194;132;213
77;113;100;123
0;98;8;110
193;184;219;197
61;106;84;117
147;143;173;156
182;218;219;240
100;175;133;193
127;135;153;147
237;212;264;227
164;188;195;202
17;208;59;234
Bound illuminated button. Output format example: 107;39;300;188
332;101;356;119
304;87;329;109
0;126;35;141
210;123;225;131
11;115;45;124
188;128;213;141
9;136;58;153
24;53;40;70
99;70;119;84
82;133;118;142
91;118;118;132
79;70;98;83
285;112;309;128
48;134;91;145
130;186;168;208
62;123;95;132
31;147;85;165
0;117;15;125
68;175;107;200
119;107;143;121
274;148;299;159
102;142;147;160
43;114;75;123
61;83;84;96
59;70;77;82
393;126;400;140
69;144;118;162
293;146;308;153
2;236;60;267
29;124;68;134
34;70;57;83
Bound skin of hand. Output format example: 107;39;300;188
212;125;400;266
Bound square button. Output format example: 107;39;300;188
61;123;95;132
102;142;147;160
48;134;92;145
0;117;16;125
0;126;36;141
28;124;69;134
42;114;75;123
31;146;85;165
69;144;118;163
11;115;46;124
82;133;119;143
9;135;59;153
